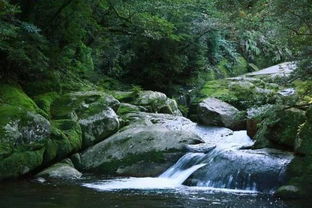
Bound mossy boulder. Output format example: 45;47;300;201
133;91;182;116
0;104;51;180
33;92;59;116
51;91;120;148
78;112;203;176
246;105;273;138
51;91;119;120
0;148;45;180
44;119;82;162
194;77;280;111
279;155;312;199
254;108;306;150
0;105;51;150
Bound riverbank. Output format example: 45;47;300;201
0;62;311;203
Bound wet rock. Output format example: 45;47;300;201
37;159;82;179
186;148;294;193
78;113;203;176
197;98;245;130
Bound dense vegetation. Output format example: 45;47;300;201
1;0;310;92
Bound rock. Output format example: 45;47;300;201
51;91;120;147
0;104;51;180
78;113;203;176
44;119;82;162
79;107;119;148
0;148;44;180
37;159;82;179
117;103;147;115
254;108;306;150
186;148;294;193
274;185;302;199
246;62;296;78
197;98;245;130
115;153;183;177
193;77;281;112
33;92;59;116
51;90;120;120
247;119;258;138
246;105;273;139
134;91;182;116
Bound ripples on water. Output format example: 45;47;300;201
0;178;307;208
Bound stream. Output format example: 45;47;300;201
0;126;310;208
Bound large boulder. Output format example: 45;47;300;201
51;91;120;147
275;106;312;199
193;78;280;112
254;107;306;150
77;113;203;176
0;84;52;180
197;98;245;130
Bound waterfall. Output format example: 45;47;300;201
83;127;293;193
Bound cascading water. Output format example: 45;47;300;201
83;126;293;194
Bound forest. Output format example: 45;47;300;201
0;0;312;207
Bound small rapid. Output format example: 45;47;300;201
83;126;293;194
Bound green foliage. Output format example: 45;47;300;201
0;0;311;93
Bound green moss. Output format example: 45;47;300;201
197;80;238;105
50;94;79;119
0;84;41;113
285;155;312;197
107;90;137;103
33;92;59;116
0;148;44;180
254;107;305;150
117;103;141;115
296;108;312;155
42;119;82;163
232;57;249;75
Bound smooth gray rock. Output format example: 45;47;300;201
197;98;244;130
37;160;82;179
79;106;119;147
78;113;203;176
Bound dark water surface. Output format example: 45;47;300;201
0;178;310;208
